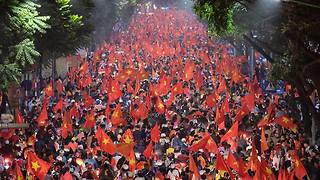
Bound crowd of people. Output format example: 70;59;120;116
0;3;319;180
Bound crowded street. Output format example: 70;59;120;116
0;1;319;180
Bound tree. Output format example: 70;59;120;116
192;0;320;143
0;0;50;91
36;0;92;59
34;0;93;92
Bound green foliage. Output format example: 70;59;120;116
37;0;92;59
0;0;50;91
193;1;237;37
0;62;21;91
268;54;292;82
8;0;50;35
13;38;40;66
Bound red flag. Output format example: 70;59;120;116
274;115;298;133
189;134;210;152
27;151;51;180
83;93;94;109
205;93;217;108
205;135;219;153
165;94;174;107
222;98;230;113
79;75;92;88
116;72;129;83
183;61;195;81
15;162;24;180
124;68;137;78
155;96;165;114
83;110;95;129
128;149;136;171
249;143;259;172
45;81;53;97
69;103;79;119
79;62;88;75
37;105;48;126
292;153;307;180
53;99;64;113
150;123;160;143
60;171;73;180
108;79;122;102
242;91;255;111
127;83;135;94
143;142;153;159
134;80;140;94
216;151;235;180
111;103;126;127
171;82;184;96
121;129;134;144
278;168;289;180
221;120;238;142
257;114;271;128
234;105;250;122
158;76;171;95
231;68;241;83
136;71;149;81
257;103;275;127
133;103;148;120
145;93;152;110
226;150;239;172
194;72;204;91
261;127;268;152
95;126;116;155
115;143;134;159
217;76;227;94
61;112;72;139
260;158;276;180
215;107;225;127
189;153;200;180
15;108;24;124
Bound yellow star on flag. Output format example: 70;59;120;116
124;135;132;144
283;117;289;124
26;174;33;180
89;116;95;121
17;176;23;180
154;91;159;96
158;102;164;109
103;138;109;145
233;162;239;167
291;127;297;133
265;167;272;175
47;85;52;91
129;158;135;165
113;112;119;118
32;161;40;171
